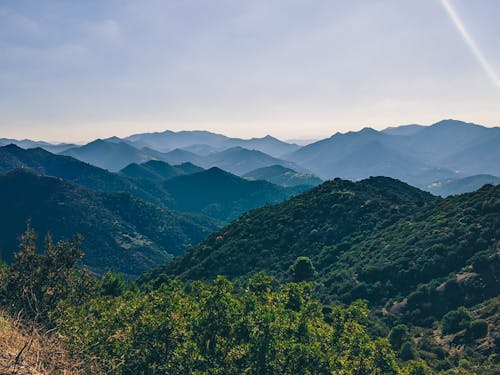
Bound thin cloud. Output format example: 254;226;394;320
441;0;500;88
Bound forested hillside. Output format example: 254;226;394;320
150;177;500;373
0;169;218;276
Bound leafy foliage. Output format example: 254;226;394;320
1;226;96;323
56;276;401;374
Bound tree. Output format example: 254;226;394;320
3;227;96;324
466;319;488;340
400;341;418;361
290;256;317;282
388;324;410;350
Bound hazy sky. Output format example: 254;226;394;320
1;0;499;142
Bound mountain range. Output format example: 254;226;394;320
0;145;304;223
4;119;498;196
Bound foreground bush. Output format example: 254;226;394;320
56;275;400;374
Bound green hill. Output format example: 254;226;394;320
158;178;498;311
162;167;309;221
0;169;219;277
149;177;500;371
158;176;436;281
1;145;303;223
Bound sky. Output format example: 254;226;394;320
0;0;499;142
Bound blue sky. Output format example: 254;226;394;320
1;0;499;142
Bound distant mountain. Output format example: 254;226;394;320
162;167;308;221
203;147;304;176
125;130;228;152
397;119;499;166
120;160;203;181
179;144;220;156
0;144;174;207
160;148;205;166
61;139;157;171
0;139;76;153
439;134;500;176
124;130;299;157
382;124;425;136
0;169;218;276
425;174;500;196
225;135;300;157
159;146;304;176
243;165;323;187
286;120;498;184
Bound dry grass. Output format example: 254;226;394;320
0;310;92;375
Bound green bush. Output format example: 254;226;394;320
440;307;471;334
388;324;410;350
466;319;488;339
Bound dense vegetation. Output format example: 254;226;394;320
0;230;430;375
0;169;218;276
155;176;435;281
149;177;500;373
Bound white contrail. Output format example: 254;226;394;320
440;0;500;88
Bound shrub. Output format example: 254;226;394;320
466;319;488;339
440;307;471;334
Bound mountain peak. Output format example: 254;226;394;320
431;119;480;128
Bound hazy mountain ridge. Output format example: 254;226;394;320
119;160;204;181
0;138;77;153
123;130;300;157
425;174;500;196
6;119;498;191
286;120;499;185
61;139;159;171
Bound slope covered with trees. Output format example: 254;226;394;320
150;177;499;372
0;237;424;375
158;176;435;281
0;169;218;276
